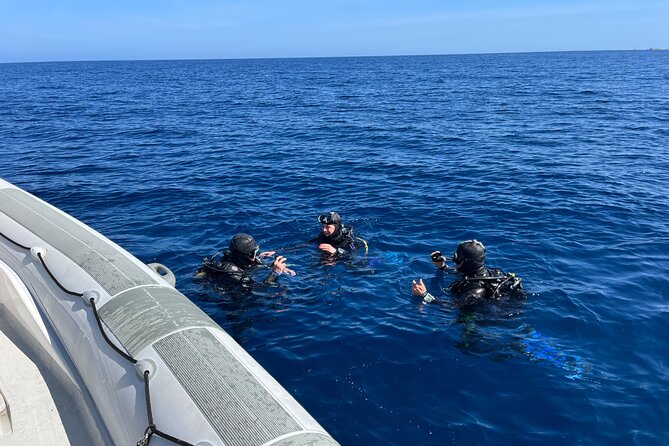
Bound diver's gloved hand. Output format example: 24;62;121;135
431;251;447;269
272;256;296;276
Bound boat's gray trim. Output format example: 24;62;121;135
153;328;302;446
0;188;157;296
267;433;341;446
96;286;217;357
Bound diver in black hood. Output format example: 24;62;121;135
315;211;358;257
197;233;295;291
411;240;523;305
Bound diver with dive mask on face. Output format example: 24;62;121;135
196;233;296;292
412;240;523;305
315;211;361;257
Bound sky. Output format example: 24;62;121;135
1;0;668;63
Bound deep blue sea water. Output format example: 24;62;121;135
1;51;669;445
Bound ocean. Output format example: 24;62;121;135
1;50;668;445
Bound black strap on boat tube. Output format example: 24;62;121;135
89;297;138;364
36;252;84;298
36;250;138;364
0;231;31;250
21;242;139;365
144;370;156;429
151;427;195;446
142;370;194;446
0;230;195;446
138;369;156;446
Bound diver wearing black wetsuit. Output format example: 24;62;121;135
412;240;523;305
316;212;358;256
447;240;523;305
197;233;293;291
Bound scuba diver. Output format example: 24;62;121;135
411;239;524;306
196;233;296;291
413;240;586;379
315;211;361;257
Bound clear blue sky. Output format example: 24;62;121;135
1;0;667;63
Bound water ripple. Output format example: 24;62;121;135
1;51;669;446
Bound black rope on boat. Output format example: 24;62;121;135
89;297;137;364
0;231;31;250
141;370;194;446
144;370;156;428
151;427;196;446
36;247;140;364
1;230;195;446
36;252;84;298
137;369;157;446
33;248;137;364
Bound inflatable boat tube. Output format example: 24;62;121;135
0;178;340;446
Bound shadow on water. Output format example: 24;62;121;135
193;267;293;344
418;268;591;382
453;297;591;381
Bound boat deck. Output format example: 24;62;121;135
0;327;71;445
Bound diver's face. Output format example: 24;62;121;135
322;224;336;236
249;246;258;262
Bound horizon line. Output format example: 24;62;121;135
1;48;665;66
